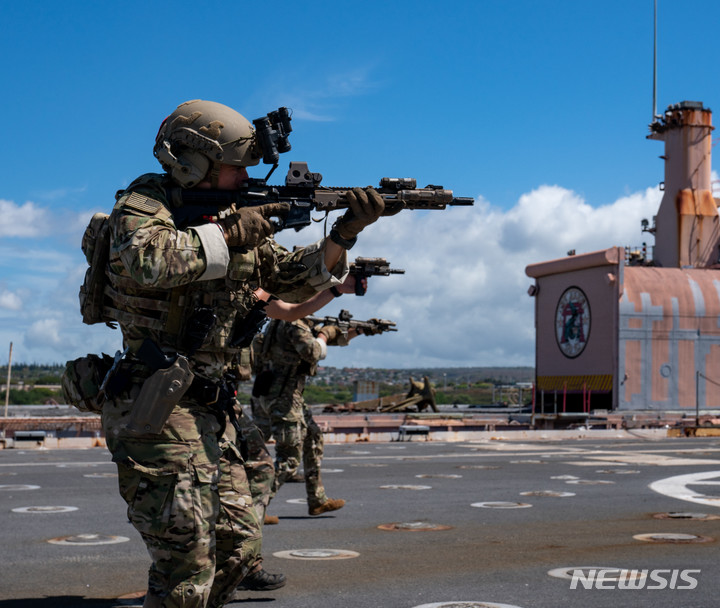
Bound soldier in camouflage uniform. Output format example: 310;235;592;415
99;99;384;608
253;317;362;516
232;274;363;593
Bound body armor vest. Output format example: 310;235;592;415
102;174;259;376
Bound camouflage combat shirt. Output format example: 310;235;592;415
105;173;348;379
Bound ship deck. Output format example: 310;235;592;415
1;432;720;607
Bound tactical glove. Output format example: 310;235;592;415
334;187;384;241
359;321;382;336
219;203;290;248
317;325;349;347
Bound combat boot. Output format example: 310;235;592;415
264;514;279;525
235;568;287;592
308;497;345;516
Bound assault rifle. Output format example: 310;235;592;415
306;309;397;337
349;257;405;296
169;161;474;231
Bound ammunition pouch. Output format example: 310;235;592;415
79;213;114;327
186;376;225;406
186;375;243;441
61;353;115;413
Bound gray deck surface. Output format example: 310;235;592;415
1;435;719;608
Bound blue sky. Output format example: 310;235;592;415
1;0;719;369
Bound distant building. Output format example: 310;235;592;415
354;380;379;402
526;102;720;418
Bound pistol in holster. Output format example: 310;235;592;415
125;339;195;435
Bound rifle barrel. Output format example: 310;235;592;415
450;197;475;206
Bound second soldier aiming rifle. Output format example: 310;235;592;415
349;257;405;296
306;309;397;337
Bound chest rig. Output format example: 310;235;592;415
97;174;263;361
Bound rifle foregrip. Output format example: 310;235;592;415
354;274;367;296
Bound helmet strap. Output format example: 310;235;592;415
209;162;221;189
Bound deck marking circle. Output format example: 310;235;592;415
12;505;78;513
380;484;432;490
378;521;453;531
548;566;646;582
48;533;130;546
413;603;528;608
565;479;615;485
633;532;713;543
649;470;720;507
653;511;720;520
519;491;575;498
273;548;359;560
471;501;532;509
416;474;463;479
321;468;344;473
286;498;307;505
0;484;40;491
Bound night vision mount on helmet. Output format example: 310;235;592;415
153;100;292;188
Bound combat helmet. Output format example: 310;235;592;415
154;99;262;188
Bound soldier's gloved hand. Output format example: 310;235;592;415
333;187;385;242
219;203;290;248
360;322;382;336
317;325;340;342
317;325;349;346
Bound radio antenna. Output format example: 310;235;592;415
652;0;660;124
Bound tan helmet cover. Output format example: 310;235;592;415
154;99;262;188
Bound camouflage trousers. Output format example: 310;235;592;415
236;407;274;517
234;407;275;574
215;440;262;601
257;387;327;508
103;385;260;608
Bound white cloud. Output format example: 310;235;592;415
25;318;63;349
0;199;97;240
0;289;22;311
276;183;661;368
0;199;49;237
